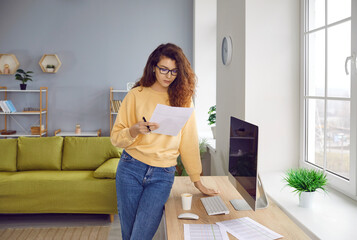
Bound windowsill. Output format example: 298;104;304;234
206;138;216;153
260;171;357;240
199;132;216;153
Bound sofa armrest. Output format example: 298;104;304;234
93;158;120;179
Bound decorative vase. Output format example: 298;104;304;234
299;191;315;208
211;126;216;139
75;124;81;134
20;84;27;90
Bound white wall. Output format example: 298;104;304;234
214;0;300;176
245;0;300;172
194;0;217;137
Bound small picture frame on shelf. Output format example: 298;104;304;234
127;82;135;91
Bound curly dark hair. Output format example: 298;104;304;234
133;43;196;107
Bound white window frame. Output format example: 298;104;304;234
300;0;357;198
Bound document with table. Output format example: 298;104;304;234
216;217;283;240
184;217;282;240
184;224;229;240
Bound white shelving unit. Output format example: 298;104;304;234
0;87;48;138
0;132;47;138
109;87;128;135
111;90;128;93
0;111;47;115
54;129;102;137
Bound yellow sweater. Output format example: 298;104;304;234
110;86;202;182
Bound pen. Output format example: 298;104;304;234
142;117;151;132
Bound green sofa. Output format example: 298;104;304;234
0;136;121;219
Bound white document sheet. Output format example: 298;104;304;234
184;224;229;240
216;217;283;240
149;104;194;136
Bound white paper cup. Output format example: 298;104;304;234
181;193;193;210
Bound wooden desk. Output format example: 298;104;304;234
164;176;309;240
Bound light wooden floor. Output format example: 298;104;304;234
0;213;166;240
0;214;111;229
0;226;110;240
109;214;166;240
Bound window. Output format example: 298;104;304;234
302;0;356;196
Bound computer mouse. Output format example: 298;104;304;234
178;213;199;220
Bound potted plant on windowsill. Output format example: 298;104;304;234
46;64;55;73
208;105;216;139
15;69;34;90
283;168;327;208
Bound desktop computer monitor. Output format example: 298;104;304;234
228;116;268;211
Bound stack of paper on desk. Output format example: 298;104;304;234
184;217;283;240
216;217;283;240
184;224;229;240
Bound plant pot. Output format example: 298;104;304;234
46;68;54;73
299;191;315;208
211;126;216;139
20;84;27;90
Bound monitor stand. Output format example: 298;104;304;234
230;174;269;211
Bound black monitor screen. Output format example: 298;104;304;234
229;116;258;201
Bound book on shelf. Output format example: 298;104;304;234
0;100;18;113
0;101;7;113
0;101;11;113
23;107;40;112
111;100;115;113
110;100;122;113
0;102;4;112
5;100;17;112
115;100;119;112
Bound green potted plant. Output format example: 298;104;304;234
208;105;216;139
15;69;34;90
46;64;55;73
283;168;327;208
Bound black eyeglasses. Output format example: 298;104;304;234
155;66;178;76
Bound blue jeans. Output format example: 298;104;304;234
116;150;176;240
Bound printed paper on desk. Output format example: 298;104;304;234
184;224;229;240
216;217;283;240
149;104;194;136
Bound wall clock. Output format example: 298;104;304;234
221;36;233;65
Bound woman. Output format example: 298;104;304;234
111;43;218;240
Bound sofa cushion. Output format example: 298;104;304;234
0;139;17;171
62;137;122;170
94;158;120;179
17;136;63;171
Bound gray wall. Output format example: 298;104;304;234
0;0;193;136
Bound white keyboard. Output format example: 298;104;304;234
200;196;230;216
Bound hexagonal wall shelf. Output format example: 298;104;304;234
0;54;19;74
39;54;62;73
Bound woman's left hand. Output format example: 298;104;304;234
194;180;219;196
